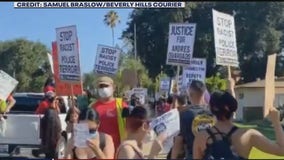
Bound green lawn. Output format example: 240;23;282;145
235;122;284;159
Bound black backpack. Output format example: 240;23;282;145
203;126;240;160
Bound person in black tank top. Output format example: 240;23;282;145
194;89;284;159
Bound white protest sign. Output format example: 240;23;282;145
47;52;54;74
160;77;170;92
56;25;81;82
182;58;207;88
74;123;90;148
166;23;196;66
94;44;121;75
132;88;147;105
0;70;18;101
213;9;239;67
150;109;180;152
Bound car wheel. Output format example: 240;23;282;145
56;136;67;158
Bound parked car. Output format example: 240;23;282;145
0;92;69;158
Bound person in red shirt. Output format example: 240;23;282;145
35;91;56;114
92;76;127;150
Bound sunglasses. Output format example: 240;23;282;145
98;84;110;88
89;128;97;134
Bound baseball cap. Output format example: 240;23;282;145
45;91;56;99
96;76;114;86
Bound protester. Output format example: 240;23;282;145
43;76;55;93
35;91;57;114
0;93;16;114
34;97;62;158
193;90;284;159
74;108;115;159
116;106;166;159
167;94;188;159
92;76;127;150
64;107;80;159
171;80;215;160
156;96;171;116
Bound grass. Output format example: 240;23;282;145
235;121;284;159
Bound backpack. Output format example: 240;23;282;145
203;126;240;160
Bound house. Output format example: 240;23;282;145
234;78;284;122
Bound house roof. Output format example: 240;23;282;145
236;77;284;88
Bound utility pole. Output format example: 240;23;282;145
134;23;137;60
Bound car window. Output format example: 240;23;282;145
11;96;44;113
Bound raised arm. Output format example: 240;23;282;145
249;108;284;156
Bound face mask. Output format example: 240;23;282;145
89;129;97;138
98;87;113;98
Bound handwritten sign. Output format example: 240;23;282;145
56;25;81;82
182;58;207;87
94;44;121;75
166;23;196;66
74;123;89;148
52;41;82;96
0;70;18;101
213;9;239;67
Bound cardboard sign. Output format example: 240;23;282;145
94;44;121;75
166;23;196;66
0;70;18;101
56;25;81;82
264;54;277;117
52;41;83;96
182;58;207;88
213;9;239;67
122;69;138;87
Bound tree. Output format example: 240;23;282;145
122;2;284;83
0;39;51;92
104;10;121;46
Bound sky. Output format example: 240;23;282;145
0;2;133;73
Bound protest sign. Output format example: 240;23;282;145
150;109;180;152
160;77;171;92
74;123;89;148
47;52;54;74
122;69;138;87
166;23;196;66
132;88;147;105
182;58;207;87
264;54;277;118
94;44;121;75
213;9;239;67
52;41;83;96
0;70;18;101
56;25;81;82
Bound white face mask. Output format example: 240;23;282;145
142;130;154;143
98;87;113;98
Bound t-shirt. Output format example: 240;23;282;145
156;102;171;116
35;100;51;114
92;99;127;150
179;105;214;158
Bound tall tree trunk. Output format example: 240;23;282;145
112;28;114;46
